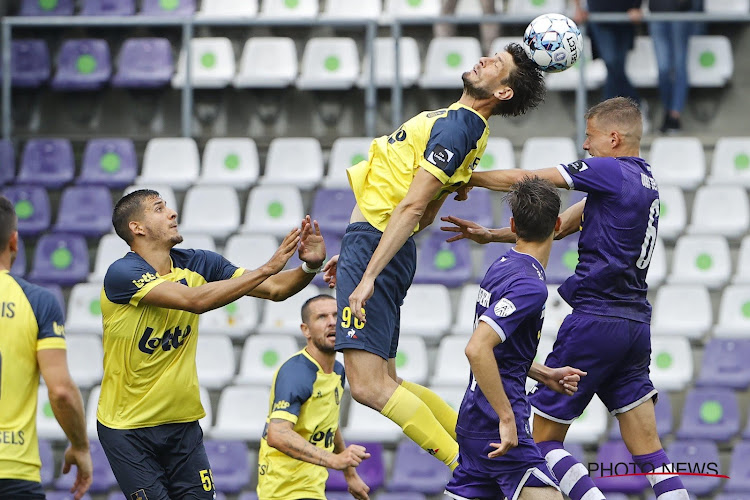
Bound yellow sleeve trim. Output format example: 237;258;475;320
37;337;67;351
418;159;451;185
232;268;245;279
269;410;299;424
130;278;166;307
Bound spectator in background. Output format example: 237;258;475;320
434;0;501;54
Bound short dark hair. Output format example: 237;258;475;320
301;294;336;324
584;97;642;126
0;195;17;251
505;177;560;242
112;189;160;244
492;43;546;117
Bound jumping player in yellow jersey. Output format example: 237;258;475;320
0;195;93;500
258;295;370;500
97;189;327;500
322;43;547;470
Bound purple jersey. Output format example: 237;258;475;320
455;249;548;440
555;156;659;323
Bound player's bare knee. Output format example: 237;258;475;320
531;414;569;443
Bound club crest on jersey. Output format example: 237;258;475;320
427;144;455;169
494;298;516;317
131;490;148;500
567;160;588;174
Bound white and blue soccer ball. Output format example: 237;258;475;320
523;13;583;73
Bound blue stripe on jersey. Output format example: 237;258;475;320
424;107;486;177
272;353;318;418
13;275;65;340
169;248;239;282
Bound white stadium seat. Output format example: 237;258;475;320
561;395;608;444
714;285;750;338
234;37;298;88
261;137;323;189
358;37;421;88
257;285;319;336
172;37;236;89
709;137;750;186
657;186;687;241
137;138;199;190
419;37;482;89
175;233;216;252
36;386;66;440
240;186;304;237
197;0;258;17
456;0;504;15
199;386;212;432
542;285;572;337
452;284;479;336
260;0;318;18
200;296;259;339
211;386;269;441
66;335;103;389
432;335;470;386
545;37;607;91
89;233;128;283
688;35;733;87
400;284;452;339
344;401;403;443
384;0;441;18
196;335;235;390
321;0;381;18
705;0;749;12
668;235;731;289
224;234;279;270
123;184;178;213
688;185;749;238
297;38;359;91
394;336;429;385
429;385;467;413
652;285;712;340
626;36;658;88
649;137;705;190
646;237;667;288
734;236;750;284
180;185;240;239
235;335;299;385
85;385;100;438
198;138;259;189
325;137;373;187
507;0;566;14
67;283;104;336
650;336;694;392
476;137;515;172
521;137;577;171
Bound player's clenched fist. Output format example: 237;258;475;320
331;445;371;470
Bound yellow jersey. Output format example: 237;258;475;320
0;270;67;482
98;249;243;429
348;101;489;232
257;349;346;500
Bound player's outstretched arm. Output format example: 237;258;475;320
528;362;587;396
440;216;516;244
334;428;370;500
555;199;586;240
469;167;569;192
141;228;300;313
38;349;92;500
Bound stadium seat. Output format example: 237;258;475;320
260;0;317;17
11;236;26;276
592;441;649;494
39;439;54;487
89;234;128;283
697;339;750;389
677;387;740;441
123;184;178;213
140;0;195;15
651;285;712;339
437;188;494;229
204;440;251;493
432;335;470;386
709;137;750;186
544;37;607;91
237;493;258;500
668;235;731;289
240;186;304;237
649;137;705;189
310;188;356;236
234;37;298;88
177;234;218;252
322;0;380;17
328;442;385;492
224;233;278;270
609;392;673;440
198;137;259;189
716;495;749;500
414;231;472;288
257;286;319;335
376;493;426;500
688;35;733;87
625;36;659;87
1;185;50;236
705;0;750;12
451;284;479;335
542;285;573;337
387;439;452;495
9;40;50;88
563;395;608;444
688;185;749;238
477;242;514;283
474;136;515;171
400;284;452;339
714;285;750;338
197;0;258;17
18;138;74;188
384;0;441;17
649;336;693;392
173;37;235;89
507;0;566;14
419;37;482;89
66;283;105;335
54;440;117;493
429;385;467;414
20;0;74;15
0;139;13;185
324;137;373;188
297;38;360;90
111;38;174;89
40;284;66;321
394;336;428;385
28;233;89;286
261;137;323;189
65;335;103;389
527;336;554;392
358;37;421;88
51;39;111;91
200;296;259;339
77;138;137;188
198;386;213;433
657;185;687;241
456;0;504;14
344;403;402;443
138;138;200;190
546;232;579;283
54;186;113;238
724;440;750;492
646;237;667;288
81;0;135;15
734;236;750;284
196;335;235;390
180;185;240;239
211;385;268;441
37;386;66;440
46;494;93;500
235;335;299;385
521;137;577;171
84;386;100;437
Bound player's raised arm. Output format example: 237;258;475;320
469;167;569;192
555;199;586;240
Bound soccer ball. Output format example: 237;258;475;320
522;13;583;73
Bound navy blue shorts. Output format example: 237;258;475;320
0;479;44;499
529;311;658;423
98;420;216;500
445;434;559;500
335;222;417;360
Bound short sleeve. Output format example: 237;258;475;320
103;257;165;307
25;286;67;350
191;250;243;283
420;108;486;183
478;279;547;342
556;157;623;196
269;359;314;424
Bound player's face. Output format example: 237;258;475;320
141;197;183;246
304;299;337;354
462;51;515;98
582;117;611;157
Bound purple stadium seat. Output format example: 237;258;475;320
377;493;426;500
546;232;580;283
326;493;356;500
54;186;113;237
310;188;356;236
413;230;472;288
10;236;26;276
45;493;92;500
677;387;740;442
39;439;54;487
78;138;137;188
592;441;649;494
20;0;75;15
55;441;116;493
388;439;452;495
476;241;514;282
112;38;174;89
140;0;195;15
697;339;750;389
609;393;672;439
28;233;89;286
327;442;384;492
237;493;258;500
724;440;750;493
37;284;66;320
106;494;125;500
666;440;721;495
644;493;697;500
18;138;74;188
2;185;51;236
0;139;14;185
81;0;135;15
716;495;750;500
10;40;50;88
51;39;111;91
204;440;250;494
437;188;494;229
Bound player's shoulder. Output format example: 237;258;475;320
277;351;318;381
104;251;155;285
11;274;61;311
425;103;486;137
170;247;227;277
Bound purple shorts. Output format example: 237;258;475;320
445;435;559;500
529;311;658;423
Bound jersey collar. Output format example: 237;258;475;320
453;101;489;127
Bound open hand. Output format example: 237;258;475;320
441;216;494;244
299;215;325;268
62;445;93;500
488;419;518;458
263;228;300;274
322;254;339;289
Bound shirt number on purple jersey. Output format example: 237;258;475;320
636;198;660;270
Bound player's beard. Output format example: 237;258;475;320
462;73;494;100
313;334;336;354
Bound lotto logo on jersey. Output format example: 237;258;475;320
273;400;290;411
132;272;158;289
138;325;191;354
52;321;65;337
494;298;516;317
426;144;455;169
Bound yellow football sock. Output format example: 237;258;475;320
381;385;459;470
401;380;458;441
